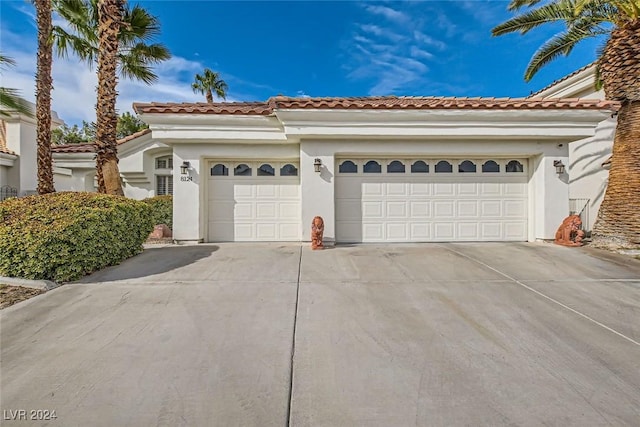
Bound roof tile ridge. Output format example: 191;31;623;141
528;62;597;98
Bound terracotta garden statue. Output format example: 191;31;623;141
311;216;324;250
554;215;585;247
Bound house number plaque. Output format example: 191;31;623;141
180;176;193;182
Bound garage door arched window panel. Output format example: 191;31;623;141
339;160;358;173
482;160;500;173
280;164;298;176
411;160;429;173
234;163;252;176
435;160;453;173
458;160;477;173
211;164;229;176
387;160;405;173
506;160;524;173
257;163;275;176
364;160;381;173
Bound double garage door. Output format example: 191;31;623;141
335;158;528;243
206;158;528;243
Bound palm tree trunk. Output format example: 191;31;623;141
95;0;124;195
205;89;213;103
591;20;640;248
35;0;55;195
591;101;640;248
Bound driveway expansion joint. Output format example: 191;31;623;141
286;245;303;427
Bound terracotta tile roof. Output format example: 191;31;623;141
117;128;151;144
51;143;96;153
133;101;273;115
528;62;597;98
134;95;619;115
50;130;151;154
0;120;15;155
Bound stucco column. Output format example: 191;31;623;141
172;149;203;243
532;154;570;240
300;142;335;243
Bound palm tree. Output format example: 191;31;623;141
493;0;640;249
0;55;33;117
192;68;228;103
54;0;171;194
35;0;55;194
94;0;123;195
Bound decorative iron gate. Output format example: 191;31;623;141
0;185;17;201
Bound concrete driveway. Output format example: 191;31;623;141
1;243;639;426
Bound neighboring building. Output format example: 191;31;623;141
530;63;614;231
0;102;64;197
132;96;615;244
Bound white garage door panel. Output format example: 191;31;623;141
336;159;528;242
208;165;301;242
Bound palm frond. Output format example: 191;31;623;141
0;54;17;68
507;0;544;12
493;1;590;36
52;26;96;63
123;43;171;64
53;0;171;86
121;4;161;42
0;88;33;117
118;54;157;85
524;24;602;80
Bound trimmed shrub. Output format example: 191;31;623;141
0;192;153;282
143;195;173;228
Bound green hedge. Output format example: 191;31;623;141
143;195;173;228
0;192;153;282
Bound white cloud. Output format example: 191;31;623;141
1;21;247;126
364;5;409;24
413;31;447;50
1;44;211;125
358;24;405;43
343;4;449;95
410;46;434;60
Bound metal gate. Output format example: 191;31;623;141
0;185;17;201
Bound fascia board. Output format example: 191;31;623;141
279;109;610;140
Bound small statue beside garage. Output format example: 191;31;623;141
554;215;585;247
311;216;325;250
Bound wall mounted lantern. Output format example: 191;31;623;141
314;158;322;173
553;160;565;175
180;161;190;175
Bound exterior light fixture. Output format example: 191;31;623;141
180;161;190;175
314;158;322;173
553;160;565;175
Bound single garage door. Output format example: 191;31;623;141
207;161;301;241
336;158;528;243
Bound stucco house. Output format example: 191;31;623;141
130;96;615;244
50;128;172;199
529;63;614;231
0;102;64;198
0;65;617;245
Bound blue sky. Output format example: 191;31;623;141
1;1;601;126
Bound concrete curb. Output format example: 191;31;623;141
0;276;60;291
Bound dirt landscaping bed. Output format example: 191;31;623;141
0;284;44;309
